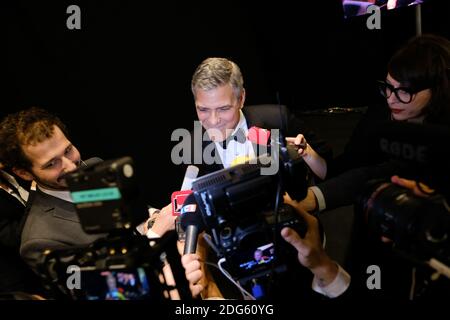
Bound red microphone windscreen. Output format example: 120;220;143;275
248;126;271;145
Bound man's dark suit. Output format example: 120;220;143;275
190;104;332;177
20;189;105;271
0;187;42;293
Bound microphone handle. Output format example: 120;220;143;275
183;225;198;255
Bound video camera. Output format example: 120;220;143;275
181;130;316;298
65;156;144;234
39;157;192;300
357;121;450;278
359;180;449;266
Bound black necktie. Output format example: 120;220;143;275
221;128;247;149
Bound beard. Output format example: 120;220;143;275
33;175;68;191
33;159;82;191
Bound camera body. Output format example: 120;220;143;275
224;204;308;284
39;231;189;301
190;136;311;291
65;157;142;234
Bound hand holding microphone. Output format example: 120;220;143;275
285;134;308;157
248;126;307;152
181;253;204;297
147;203;176;237
140;165;199;239
286;133;327;180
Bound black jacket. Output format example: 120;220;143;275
0;178;42;294
317;102;450;300
319;101;450;211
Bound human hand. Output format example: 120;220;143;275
281;206;338;287
380;176;434;243
286;134;308;157
286;134;327;179
284;188;318;213
390;175;434;198
150;203;176;237
181;253;204;298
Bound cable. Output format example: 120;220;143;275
271;178;283;278
217;258;255;300
200;235;255;300
409;267;416;300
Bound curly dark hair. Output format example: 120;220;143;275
388;34;450;124
0;107;68;170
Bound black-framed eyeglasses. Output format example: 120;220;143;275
377;80;425;104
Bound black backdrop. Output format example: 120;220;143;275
1;0;449;208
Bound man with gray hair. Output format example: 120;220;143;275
189;57;331;178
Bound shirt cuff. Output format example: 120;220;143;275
135;222;146;235
310;186;326;212
312;263;351;298
146;229;161;239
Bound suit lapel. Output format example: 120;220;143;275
36;189;80;223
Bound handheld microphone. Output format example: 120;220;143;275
174;165;199;240
180;194;205;255
180;165;199;191
248;126;307;149
248;126;271;146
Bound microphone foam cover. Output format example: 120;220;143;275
180;194;205;232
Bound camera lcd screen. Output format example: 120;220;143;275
237;243;276;274
79;268;152;300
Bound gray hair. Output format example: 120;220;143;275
191;57;244;99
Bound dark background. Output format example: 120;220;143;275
1;0;449;208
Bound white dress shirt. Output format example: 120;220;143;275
214;110;256;168
0;170;30;206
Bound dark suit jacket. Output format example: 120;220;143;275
189;104;332;177
0;188;42;293
20;189;105;271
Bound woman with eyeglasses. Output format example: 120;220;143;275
284;34;450;300
290;34;450;184
378;35;450;124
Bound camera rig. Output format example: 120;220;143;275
38;157;193;300
181;130;321;298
